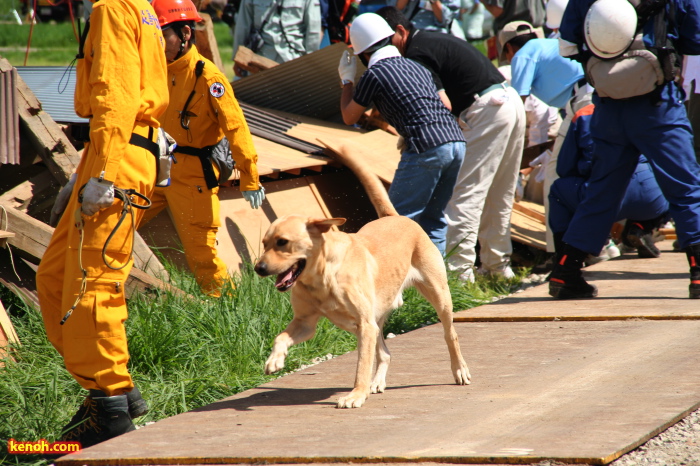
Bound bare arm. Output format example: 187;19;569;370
340;83;367;125
438;90;452;111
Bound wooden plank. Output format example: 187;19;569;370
249;135;330;178
1;58;81;185
512;200;546;223
233;45;279;75
0;299;19;345
1;203;53;260
0;170;61;212
217;178;332;272
0;299;19;364
194;13;225;73
456;241;696;321
318;129;401;184
56;318;700;466
0;250;40;311
0;204;183;298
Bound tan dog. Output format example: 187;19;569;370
254;150;471;408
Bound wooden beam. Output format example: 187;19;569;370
234;46;279;75
0;58;81;185
0;204;183;298
0;170;60;212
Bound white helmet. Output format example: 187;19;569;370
349;13;395;55
584;0;638;59
546;0;568;29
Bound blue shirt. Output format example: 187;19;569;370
353;56;464;153
511;38;583;109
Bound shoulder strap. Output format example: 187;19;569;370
77;18;91;59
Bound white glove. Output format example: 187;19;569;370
157;128;177;187
50;173;77;227
338;49;357;84
242;186;265;209
81;177;115;216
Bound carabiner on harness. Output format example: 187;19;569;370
60;184;152;325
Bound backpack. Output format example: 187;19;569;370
585;0;681;99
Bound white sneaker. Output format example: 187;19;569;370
477;265;516;279
458;269;475;284
586;239;620;265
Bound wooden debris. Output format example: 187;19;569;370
195;13;225;73
0;203;180;298
0;58;80;185
0;299;19;364
234;46;279;75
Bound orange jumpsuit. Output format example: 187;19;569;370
35;0;169;396
140;45;259;296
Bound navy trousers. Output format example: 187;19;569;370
562;83;700;254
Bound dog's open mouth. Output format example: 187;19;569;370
275;260;306;292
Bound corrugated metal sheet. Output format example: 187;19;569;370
233;42;365;120
240;102;325;155
0;65;20;164
15;66;88;124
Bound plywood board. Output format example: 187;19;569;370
216;178;331;272
57;318;700;465
456;241;699;321
250;136;330;178
510;200;546;251
318;129;401;184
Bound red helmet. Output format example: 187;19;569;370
152;0;203;28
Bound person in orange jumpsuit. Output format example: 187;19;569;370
35;0;169;447
144;0;264;297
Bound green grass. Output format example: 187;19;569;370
0;258;519;465
0;14;237;79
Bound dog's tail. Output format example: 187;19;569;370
328;146;399;218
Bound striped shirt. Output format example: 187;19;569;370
353;56;464;154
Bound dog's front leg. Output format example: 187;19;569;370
337;319;378;408
265;314;320;375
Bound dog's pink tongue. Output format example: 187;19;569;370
275;269;294;288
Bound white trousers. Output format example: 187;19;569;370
445;86;526;273
543;86;594;252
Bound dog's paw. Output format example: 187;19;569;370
453;363;471;385
264;353;286;374
336;390;368;409
370;379;386;394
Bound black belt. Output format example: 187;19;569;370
71;124;158;157
174;145;219;190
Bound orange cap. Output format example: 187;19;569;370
151;0;203;28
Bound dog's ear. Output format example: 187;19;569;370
307;218;346;234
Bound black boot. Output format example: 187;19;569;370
625;220;661;258
60;390;135;448
685;243;700;299
549;243;598;299
126;386;149;419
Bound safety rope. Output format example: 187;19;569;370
0;206;21;281
59;185;151;325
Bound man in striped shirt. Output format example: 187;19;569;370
338;12;466;254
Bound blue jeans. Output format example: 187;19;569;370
388;141;466;254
